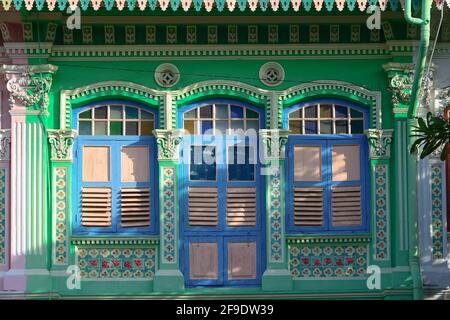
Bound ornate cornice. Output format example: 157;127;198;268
0;129;11;161
365;129;393;160
1;64;58;112
154;129;183;161
47;129;77;162
259;129;289;161
383;63;414;112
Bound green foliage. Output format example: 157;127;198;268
410;112;450;161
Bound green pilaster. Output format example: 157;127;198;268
153;129;184;292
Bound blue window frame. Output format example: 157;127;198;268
284;99;370;234
72;100;159;235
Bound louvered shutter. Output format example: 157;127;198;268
188;187;218;226
120;188;150;227
81;187;112;227
331;186;362;226
293;187;324;226
226;187;256;227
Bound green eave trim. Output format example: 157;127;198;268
71;236;160;246
286;234;372;244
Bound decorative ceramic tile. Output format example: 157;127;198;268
167;25;177;44
77;247;157;280
104;25;115;45
0;168;6;265
374;164;390;260
45;23;57;42
330;24;339;43
63;26;74;45
289;24;299;43
431;164;445;260
350;24;361;42
268;24;278;44
208;25;218;44
53;167;69;265
269;166;283;263
289;243;368;278
125;25;136;45
162;166;177;263
186;25;197;44
309;25;319;43
146;25;156;44
381;21;394;40
82;25;93;45
248;25;258;44
22;22;33;41
228;25;238;44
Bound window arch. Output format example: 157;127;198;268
73;101;158;235
285;100;368;135
285;99;369;233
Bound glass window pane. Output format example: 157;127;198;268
110;105;123;119
351;120;364;134
121;146;149;182
350;108;363;118
304;106;317;118
201;120;213;134
332;145;360;181
294;145;322;181
335;106;348;118
228;146;255;181
141;121;153;136
200;106;213;118
230;106;244;118
246;109;259;119
184;120;197;135
335;120;349;134
82;146;110;182
110;121;123;135
215;105;228;119
319;104;332;118
246;120;259;132
79;109;92;119
289;110;301;118
94;106;107;119
230;120;244;131
125;107;139;119
320;120;333;134
215;120;228;135
94;121;107;135
79;121;92;135
289;120;302;134
126;122;139;135
184;109;197;119
190;146;216;181
304;120;318;134
141;110;154;120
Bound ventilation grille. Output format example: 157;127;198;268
331;186;362;226
120;188;150;228
81;187;112;227
293;187;324;226
226;187;256;227
188;187;218;226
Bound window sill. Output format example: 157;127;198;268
286;234;371;244
71;236;160;246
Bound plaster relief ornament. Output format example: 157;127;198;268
1;64;58;111
0;130;11;161
387;71;414;109
366;129;393;160
48;129;77;162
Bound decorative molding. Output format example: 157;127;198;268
76;247;157;280
365;129;393;160
0;129;11;161
383;62;414;111
287;235;371;244
259;62;285;87
1;64;58;111
154;129;183;161
154;63;180;88
71;237;160;245
47;129;77;162
289;243;369;279
260;129;289;161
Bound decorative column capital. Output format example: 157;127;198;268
365;129;393;160
0;129;11;161
259;129;289;161
154;129;184;161
47;129;77;162
383;62;414;113
1;64;58;114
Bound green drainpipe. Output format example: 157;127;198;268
404;0;432;300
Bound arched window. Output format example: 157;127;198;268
73;101;158;235
285;99;369;233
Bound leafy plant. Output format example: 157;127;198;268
410;112;450;161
